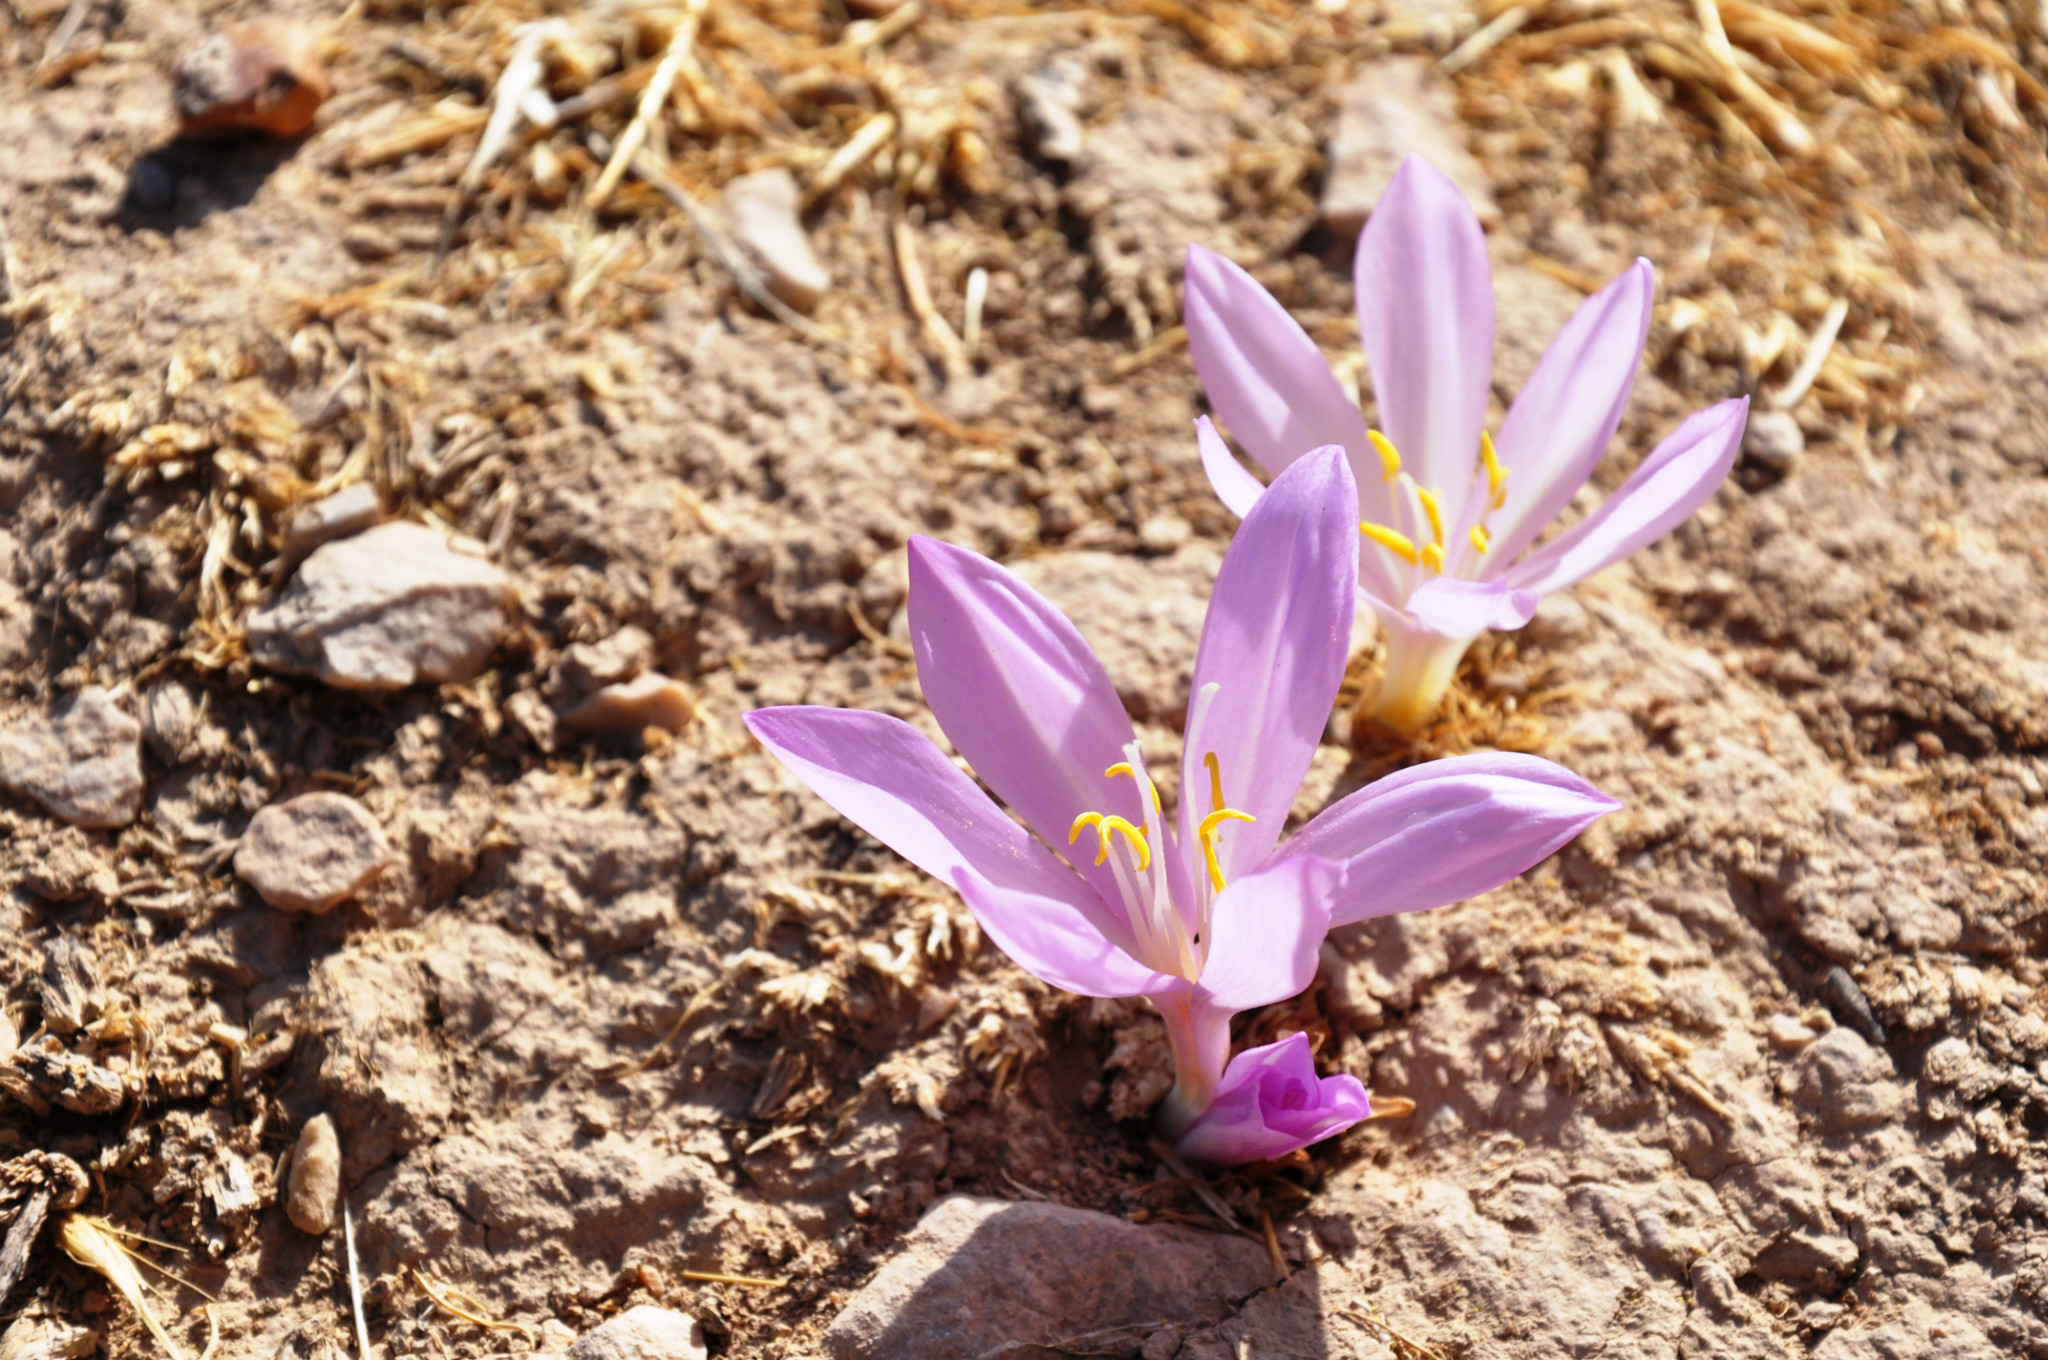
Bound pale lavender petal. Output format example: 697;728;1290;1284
908;535;1139;908
745;707;1175;998
1197;416;1266;519
1361;575;1536;642
1282;752;1620;928
1355;156;1495;494
1180;448;1358;880
1504;398;1748;597
1194;855;1343;1012
1184;244;1375;483
1174;1032;1371;1165
1483;260;1656;563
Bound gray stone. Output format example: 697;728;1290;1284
1743;410;1805;472
0;687;145;828
566;1306;706;1360
1321;59;1497;238
1789;1027;1903;1131
248;522;513;691
284;481;382;559
235;792;392;913
820;1196;1272;1360
722;168;830;314
1018;55;1088;163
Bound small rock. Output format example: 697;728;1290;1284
285;482;383;560
1789;1027;1903;1132
561;673;696;736
341;225;401;262
1765;1013;1818;1050
1017;55;1088;163
0;1317;99;1360
1321;59;1499;238
0;687;145;828
566;1306;706;1360
556;626;656;698
173;20;332;139
287;1114;341;1234
235;793;392;913
1819;965;1886;1044
722;168;831;314
247;521;513;691
1742;410;1804;472
820;1196;1271;1360
538;1321;578;1353
141;679;203;766
1136;514;1191;555
38;937;104;1036
505;690;560;754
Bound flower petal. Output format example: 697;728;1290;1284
1282;752;1620;928
1197;415;1267;519
1483;259;1656;563
1504;398;1748;597
1194;854;1344;1012
1383;576;1538;641
745;707;1175;997
907;535;1140;909
1181;447;1359;880
1174;1032;1371;1166
1355;156;1495;494
1184;245;1376;486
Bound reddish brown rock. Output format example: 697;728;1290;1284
173;21;332;139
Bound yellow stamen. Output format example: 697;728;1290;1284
1104;762;1161;814
1069;812;1102;844
1203;751;1225;814
1360;521;1419;565
1197;809;1256;893
1469;524;1491;555
1416;486;1445;548
1070;812;1150;870
1420;542;1445;573
1368;430;1401;482
1480;430;1508;509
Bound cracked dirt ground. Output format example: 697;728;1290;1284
2;0;2048;1356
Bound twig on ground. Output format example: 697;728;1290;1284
587;0;708;211
893;215;968;374
410;1267;537;1343
1772;298;1848;410
439;19;567;260
1147;1140;1241;1230
1440;4;1532;74
343;1199;371;1360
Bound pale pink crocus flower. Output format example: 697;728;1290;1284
745;447;1618;1163
1186;154;1750;732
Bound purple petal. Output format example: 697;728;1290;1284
1355;156;1495;494
1184;245;1375;484
1173;1032;1371;1165
907;536;1139;909
745;707;1175;997
1283;752;1620;928
1361;576;1537;642
1483;260;1656;563
1196;416;1266;519
1504;398;1748;597
1194;854;1343;1012
1180;448;1359;881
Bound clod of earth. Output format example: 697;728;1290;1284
0;688;144;829
286;1114;341;1236
820;1196;1273;1360
246;522;514;691
235;792;393;914
0;1317;97;1360
722;168;832;314
564;1306;707;1360
172;20;332;139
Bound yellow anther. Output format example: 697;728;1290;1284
1069;812;1103;843
1069;811;1150;870
1469;524;1492;555
1416;487;1445;548
1368;430;1402;483
1197;809;1256;893
1360;521;1420;566
1203;751;1225;815
1480;431;1509;509
1104;762;1162;814
1420;542;1445;573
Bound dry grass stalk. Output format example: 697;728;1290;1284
58;1216;189;1360
892;216;967;373
409;1267;537;1343
587;0;710;211
1772;297;1848;410
1691;0;1811;153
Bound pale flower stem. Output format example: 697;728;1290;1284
1153;993;1219;1140
1372;628;1477;733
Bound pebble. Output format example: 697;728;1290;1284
1017;56;1088;163
561;673;697;736
1765;1013;1819;1050
1137;513;1192;554
234;792;393;914
1789;1027;1903;1132
0;687;145;829
287;1114;341;1235
1743;410;1805;472
566;1307;706;1360
820;1196;1271;1360
722;168;831;314
1320;58;1499;238
557;626;656;696
247;521;513;690
173;20;332;139
284;482;382;560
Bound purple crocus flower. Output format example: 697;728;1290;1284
744;447;1618;1162
1185;154;1750;732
